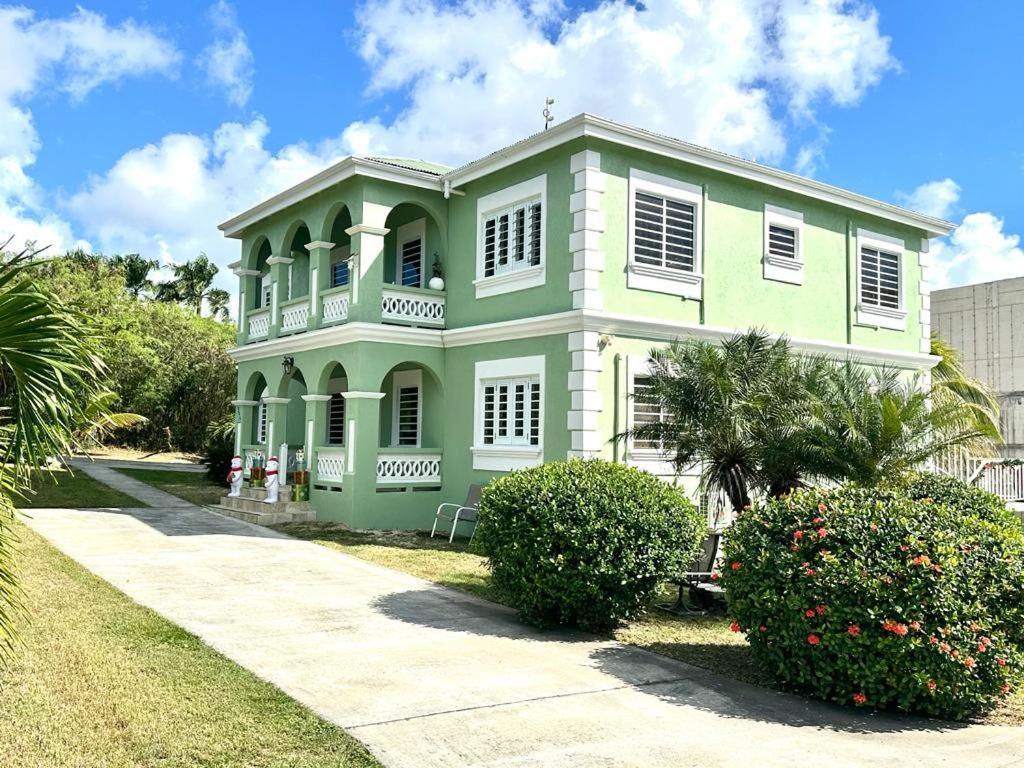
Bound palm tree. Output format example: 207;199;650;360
625;330;813;512
206;288;231;321
109;253;158;298
156;253;226;317
930;332;1001;446
0;241;110;665
799;363;986;486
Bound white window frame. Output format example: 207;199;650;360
257;387;268;443
763;203;804;285
627;168;703;300
260;273;272;308
624;357;675;476
326;376;348;445
396;218;426;289
471;355;544;470
474;175;547;298
391;369;422;448
856;228;907;331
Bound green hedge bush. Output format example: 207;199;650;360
477;459;705;632
720;486;1024;719
901;470;1022;526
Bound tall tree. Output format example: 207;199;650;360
0;242;111;665
930;332;1001;446
110;253;158;298
157;253;225;317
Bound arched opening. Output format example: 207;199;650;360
327;206;353;289
278;366;308;456
383;203;444;290
377;361;443;449
251;239;272;311
245;372;269;445
284;223;312;301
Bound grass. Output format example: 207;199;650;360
16;468;144;509
0;519;380;768
117;467;226;506
275;521;1024;724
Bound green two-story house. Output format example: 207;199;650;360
220;113;952;530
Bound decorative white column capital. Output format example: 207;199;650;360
301;394;333;402
341;391;386;400
344;224;389;237
305;240;335;251
230;399;259;407
262;396;291;405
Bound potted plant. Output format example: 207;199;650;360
428;254;445;291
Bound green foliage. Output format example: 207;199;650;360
38;255;235;452
720;486;1024;719
156;253;229;319
900;471;1021;527
109;253;158;298
931;332;1001;446
476;459;705;632
203;420;235;482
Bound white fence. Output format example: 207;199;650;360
381;288;445;327
316;447;346;483
247;309;270;339
280;299;309;333
377;453;442;484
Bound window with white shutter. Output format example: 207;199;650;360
257;389;268;443
475;176;547;298
767;225;797;260
396;219;425;289
762;204;804;285
631;375;669;451
859;246;901;310
327;393;345;445
481;197;542;278
481;376;541;447
330;246;350;287
261;274;272;307
391;369;422;447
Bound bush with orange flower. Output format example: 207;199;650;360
719;485;1024;719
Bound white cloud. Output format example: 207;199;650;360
0;7;180;252
343;0;896;166
902;179;1024;288
199;1;254;107
897;177;960;220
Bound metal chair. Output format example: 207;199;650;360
664;531;724;614
431;484;483;543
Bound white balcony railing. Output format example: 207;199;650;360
377;452;442;484
280;298;309;333
381;287;445;327
322;288;350;324
317;446;346;483
248;309;270;339
972;460;1024;502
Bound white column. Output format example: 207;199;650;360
569;149;605;310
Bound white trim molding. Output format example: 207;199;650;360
474;174;547;299
472;354;545;470
266;255;294;266
569;150;604;310
918;237;932;354
301;394;333;402
566;331;603;458
261;396;290;405
231;399;259;407
627;168;703;300
855;228;908;331
763;203;804;285
305;240;335;251
341;391;387;400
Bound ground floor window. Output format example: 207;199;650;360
257;390;268;443
631;374;669;451
391;369;422;447
482;377;540;446
327;393;345;444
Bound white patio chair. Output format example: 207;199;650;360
431;484;483;543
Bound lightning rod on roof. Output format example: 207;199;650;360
543;98;554;130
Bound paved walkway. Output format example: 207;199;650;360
20;471;1024;768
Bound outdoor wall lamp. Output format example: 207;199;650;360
282;355;294;374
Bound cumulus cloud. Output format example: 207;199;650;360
901;179;1024;288
0;7;180;251
342;0;895;165
198;1;254;107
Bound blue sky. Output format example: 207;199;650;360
3;0;1021;309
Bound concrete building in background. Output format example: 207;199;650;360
932;277;1024;458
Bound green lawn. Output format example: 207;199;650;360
117;467;226;506
16;468;144;509
0;519;380;768
275;521;1023;725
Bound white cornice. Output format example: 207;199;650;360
341;391;386;400
217;157;443;239
301;394;332;402
345;224;389;237
305;241;335;251
443;114;953;238
229;310;938;370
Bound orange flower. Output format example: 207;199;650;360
1002;684;1011;695
793;530;804;541
710;572;720;581
730;621;742;633
807;634;821;646
818;503;827;513
759;625;767;632
964;657;976;669
817;528;828;538
815;604;827;616
909;620;921;631
869;523;878;532
881;619;908;636
852;692;867;705
996;658;1007;667
805;609;816;618
927;680;937;691
731;561;742;571
805;568;817;577
847;624;861;637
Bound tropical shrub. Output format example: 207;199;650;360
203;420;235;483
900;470;1019;526
476;459;705;632
720;486;1024;719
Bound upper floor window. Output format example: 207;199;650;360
260;274;271;308
396;219;425;289
627;169;703;300
474;175;547;298
330;246;350;288
763;204;804;285
856;229;907;331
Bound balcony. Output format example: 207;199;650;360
280;296;310;335
248;309;270;340
376;448;442;486
381;285;446;328
320;286;351;325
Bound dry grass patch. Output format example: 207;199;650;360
116;467;225;506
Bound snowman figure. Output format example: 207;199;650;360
227;456;244;497
263;455;280;504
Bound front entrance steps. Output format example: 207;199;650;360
209;485;315;526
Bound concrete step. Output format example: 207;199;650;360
209;504;314;526
237;485;290;501
219;495;311;516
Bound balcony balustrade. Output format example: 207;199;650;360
280;297;310;334
376;449;442;485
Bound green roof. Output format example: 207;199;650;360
364;156;452;176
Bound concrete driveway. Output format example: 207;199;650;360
20;476;1024;767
